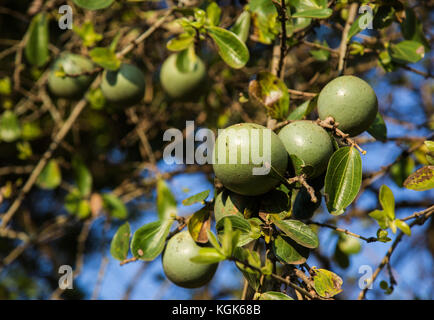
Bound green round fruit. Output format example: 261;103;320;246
213;123;288;196
160;53;206;99
48;53;94;99
278;120;333;178
214;189;258;222
162;231;218;289
317;75;378;137
100;63;145;105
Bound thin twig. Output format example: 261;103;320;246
337;3;358;74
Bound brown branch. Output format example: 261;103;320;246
337;3;358;74
357;206;434;300
307;220;377;243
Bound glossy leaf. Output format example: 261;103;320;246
190;247;226;264
379;185;395;220
403;166;434;191
73;21;103;47
110;222;131;261
206;26;249;69
271;216;319;249
292;8;332;19
324;147;362;215
259;291;293;300
36;159;61;190
249;0;278;44
102;193;127;219
156;179;177;221
206;2;221;26
273;235;310;265
287;97;317;121
231;11;251;43
25;13;49;67
73;0;114;10
367;112;387;142
166;33;195;52
389;40;425;64
182;190;209;206
130;219;173;260
395;219;411;236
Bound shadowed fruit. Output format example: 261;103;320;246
278;120;334;178
48;53;94;99
317;75;378;136
213;123;288;196
162;231;218;289
214;189;258;222
100;63;145;106
160;53;206;99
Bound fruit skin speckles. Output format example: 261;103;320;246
162;231;218;289
317;75;378;137
100;63;145;106
278;120;334;178
212;123;288;196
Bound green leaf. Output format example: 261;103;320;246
72;157;92;197
369;209;389;230
65;189;91;219
389;40;425;64
166;33;195;52
379;185;395;220
400;8;430;50
73;21;103;47
273;235;310;265
287;97;317;121
102;193;127;219
376;229;391;242
156;179;177;221
72;0;114;10
89;47;121;71
395;219;411;236
403;166;434;191
0;111;21;142
206;26;249;69
309;41;331;61
130;219;174;260
188;207;211;243
182;190;210;206
231;11;251;43
36;159;61;190
270;216;319;249
425;141;434;165
249;0;278;44
190;247;226;264
292;8;332;19
110;222;131;261
233;247;261;291
206;2;221;26
367;112;387;142
324;147;362;215
248;71;289;120
259;291;293;300
216;215;251;234
390;157;415;188
312;267;343;298
0;77;12;95
25;13;49;67
289;153;315;177
175;46;198;73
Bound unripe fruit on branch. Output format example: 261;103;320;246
100;63;145;106
160;53;206;99
162;231;218;289
278;120;334;178
48;53;94;99
317;75;378;137
212;123;288;196
214;189;259;223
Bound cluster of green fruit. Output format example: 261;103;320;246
163;75;377;289
47;52;206;103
